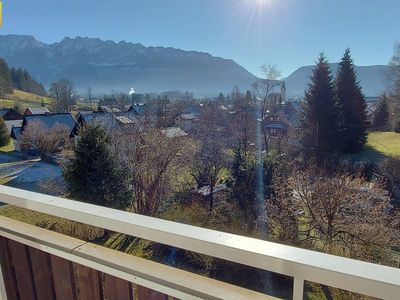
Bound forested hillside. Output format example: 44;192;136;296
0;58;47;97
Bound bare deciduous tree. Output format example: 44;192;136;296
192;104;227;211
192;138;225;211
114;92;129;112
388;43;400;129
113;127;182;216
87;86;93;110
389;43;400;96
253;64;282;151
379;157;400;199
229;90;256;154
19;121;70;155
49;79;76;112
268;169;400;262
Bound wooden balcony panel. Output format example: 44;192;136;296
8;239;37;300
50;255;77;300
0;216;274;300
0;237;19;300
29;247;56;300
74;264;102;300
103;273;133;300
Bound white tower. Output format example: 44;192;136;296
129;88;136;105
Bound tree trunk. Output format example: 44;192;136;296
209;185;214;211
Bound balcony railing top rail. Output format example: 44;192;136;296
0;185;400;300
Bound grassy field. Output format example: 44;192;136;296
347;131;400;162
367;131;400;157
0;89;52;112
0;140;15;153
6;90;51;104
0;205;103;241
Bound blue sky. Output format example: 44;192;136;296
1;0;400;77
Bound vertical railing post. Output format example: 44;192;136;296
293;277;304;300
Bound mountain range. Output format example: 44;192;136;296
284;63;390;99
0;34;390;98
0;34;257;96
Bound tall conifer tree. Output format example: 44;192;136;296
300;53;341;165
231;145;257;223
373;95;390;129
0;117;10;147
63;124;130;209
336;48;368;153
0;58;13;97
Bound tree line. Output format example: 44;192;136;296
0;58;47;97
299;48;400;167
300;49;368;165
10;67;47;96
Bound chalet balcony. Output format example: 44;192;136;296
0;186;399;300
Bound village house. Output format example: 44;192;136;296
98;105;114;113
0;108;23;121
174;112;199;131
267;81;286;106
11;113;76;152
264;115;289;136
259;81;301;137
24;107;51;116
73;110;144;135
0;108;23;134
366;101;378;127
128;103;158;116
160;127;188;139
263;101;302;137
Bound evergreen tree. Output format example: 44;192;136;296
336;49;368;153
63;124;130;209
10;67;47;96
217;92;225;104
0;59;13;97
395;121;400;133
230;145;280;229
373;95;390;129
244;90;254;108
0;117;10;147
231;145;257;224
300;53;342;165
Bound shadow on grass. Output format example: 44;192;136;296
344;146;388;163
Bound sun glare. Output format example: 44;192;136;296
245;0;273;11
256;0;269;7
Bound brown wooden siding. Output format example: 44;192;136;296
0;237;175;300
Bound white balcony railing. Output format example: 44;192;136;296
0;185;400;300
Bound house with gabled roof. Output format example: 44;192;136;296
174;112;199;131
160;127;188;139
24;107;51;116
0;108;23;121
11;113;76;152
72;111;141;135
128;104;158;116
0;108;24;134
21;113;76;133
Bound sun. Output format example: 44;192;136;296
256;0;269;5
251;0;272;9
242;0;272;9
